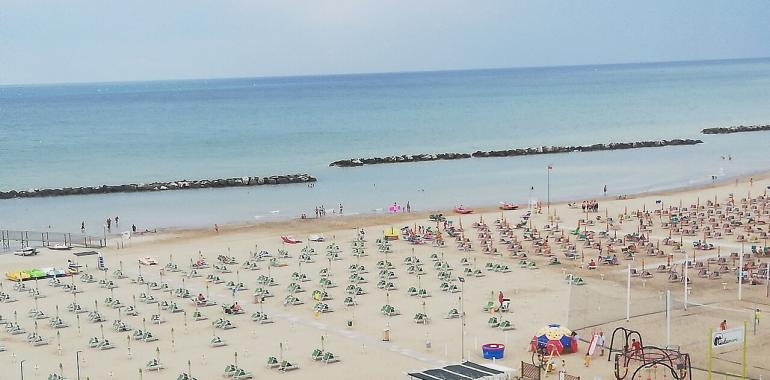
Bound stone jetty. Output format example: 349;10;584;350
329;139;702;167
701;124;770;135
0;174;317;200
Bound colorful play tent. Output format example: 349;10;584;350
531;323;578;354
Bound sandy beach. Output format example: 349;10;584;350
2;173;770;380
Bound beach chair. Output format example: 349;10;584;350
210;336;227;347
548;257;561;265
97;339;113;350
498;320;515;331
88;337;102;349
291;272;310;282
482;301;495;312
572;277;586;285
668;272;680;282
381;305;400;316
343;297;357;307
413;313;430;324
141;331;158;342
417;288;431;298
279;361;299;372
322;352;340;364
283;295;303;306
145;359;164;371
407;287;418;296
488;316;499;328
311;348;324;361
288;283;305;294
445;308;460;319
232;368;253;379
313;303;332;313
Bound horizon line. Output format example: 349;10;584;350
3;55;769;88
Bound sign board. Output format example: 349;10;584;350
711;326;744;348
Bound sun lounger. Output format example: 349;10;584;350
266;356;280;369
413;313;430;324
498;320;515;331
279;361;299;372
210;336;227;347
322;352;340;364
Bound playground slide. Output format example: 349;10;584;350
586;334;599;356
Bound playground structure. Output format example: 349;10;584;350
529;324;578;374
608;327;692;380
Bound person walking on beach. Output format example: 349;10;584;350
597;331;605;356
131;224;137;233
339;203;343;215
498;290;504;307
720;320;727;331
406;201;411;213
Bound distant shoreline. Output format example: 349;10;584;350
143;168;770;239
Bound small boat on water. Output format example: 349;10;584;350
454;206;474;214
499;202;520;210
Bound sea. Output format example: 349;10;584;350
2;58;770;234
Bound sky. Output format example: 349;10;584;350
1;0;770;85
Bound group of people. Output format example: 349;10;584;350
313;203;344;218
582;200;600;212
81;216;135;233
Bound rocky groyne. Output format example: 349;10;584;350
329;139;702;167
701;124;770;135
0;174;317;200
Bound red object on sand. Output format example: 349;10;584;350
281;236;302;244
454;206;473;214
499;203;519;210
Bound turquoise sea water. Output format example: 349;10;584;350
1;58;770;233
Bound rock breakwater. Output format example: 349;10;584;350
0;174;317;200
701;124;770;134
329;139;702;167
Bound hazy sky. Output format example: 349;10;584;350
2;0;769;85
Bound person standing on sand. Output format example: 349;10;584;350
603;185;607;197
406;202;411;213
214;224;219;233
132;224;137;233
597;331;605;356
720;320;727;330
498;290;504;307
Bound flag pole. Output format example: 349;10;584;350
547;165;552;215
